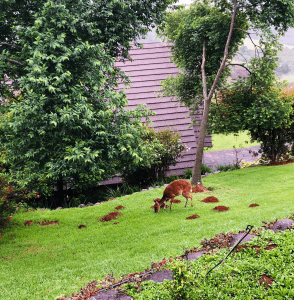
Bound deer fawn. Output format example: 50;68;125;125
153;179;193;213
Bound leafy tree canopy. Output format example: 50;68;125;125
0;0;176;201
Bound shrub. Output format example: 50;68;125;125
216;163;240;172
0;171;36;230
201;163;213;175
121;126;187;187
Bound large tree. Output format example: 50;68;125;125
158;0;294;186
0;0;175;203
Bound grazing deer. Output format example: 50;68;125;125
153;179;193;213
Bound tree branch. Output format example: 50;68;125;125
0;55;23;65
225;63;253;75
0;42;20;48
201;40;208;100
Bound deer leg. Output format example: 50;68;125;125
170;198;174;210
189;195;193;207
183;193;192;207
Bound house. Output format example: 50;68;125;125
103;42;211;184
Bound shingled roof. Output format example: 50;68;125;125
103;42;211;184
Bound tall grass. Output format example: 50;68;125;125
1;163;294;299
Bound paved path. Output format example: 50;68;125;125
202;145;261;169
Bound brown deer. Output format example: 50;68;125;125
153;179;193;213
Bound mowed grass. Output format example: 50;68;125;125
205;130;261;152
1;163;294;299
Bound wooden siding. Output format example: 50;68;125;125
102;42;211;184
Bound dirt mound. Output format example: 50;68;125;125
171;199;181;203
100;212;122;222
115;206;125;210
201;196;219;203
186;214;200;219
38;221;59;226
192;184;208;193
249;203;259;207
212;206;229;212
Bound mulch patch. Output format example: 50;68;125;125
192;184;208;193
267;158;294;166
259;274;274;289
115;206;125;210
109;198;116;201
99;212;122;222
38;220;59;226
186;214;200;219
201;196;219;203
212;206;229;212
249;203;259;207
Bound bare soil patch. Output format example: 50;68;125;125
192;184;208;193
201;196;219;203
38;220;59;226
99;212;122;222
115;206;125;210
186;214;200;220
249;203;259;207
212;206;229;212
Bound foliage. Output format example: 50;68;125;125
183;168;193;179
201;163;213;175
0;170;36;229
0;0;176;204
158;1;248;113
216;163;240;172
209;40;294;163
126;230;294;299
121;126;187;187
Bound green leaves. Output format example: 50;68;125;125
0;0;176;198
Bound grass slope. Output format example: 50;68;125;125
205;131;261;152
1;164;294;299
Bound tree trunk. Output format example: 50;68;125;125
191;0;238;186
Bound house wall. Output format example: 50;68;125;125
102;42;211;184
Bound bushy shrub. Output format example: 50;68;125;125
201;163;213;175
121;126;187;187
0;170;36;230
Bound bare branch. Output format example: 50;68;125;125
225;63;253;75
0;55;23;66
0;42;20;48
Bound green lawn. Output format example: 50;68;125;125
205;131;261;152
1;163;294;299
